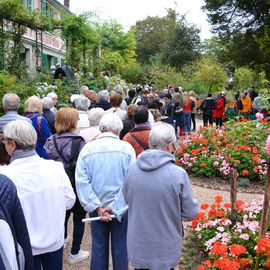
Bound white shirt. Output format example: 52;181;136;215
0;155;75;255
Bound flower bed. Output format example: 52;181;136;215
176;119;270;181
192;196;270;269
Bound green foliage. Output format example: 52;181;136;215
121;62;145;84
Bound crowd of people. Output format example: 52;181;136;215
0;84;200;270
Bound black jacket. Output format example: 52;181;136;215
43;109;55;134
0;174;33;270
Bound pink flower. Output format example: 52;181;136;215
255;112;264;120
240;233;249;240
266;135;270;155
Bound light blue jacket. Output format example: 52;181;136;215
75;132;136;219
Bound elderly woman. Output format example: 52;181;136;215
123;122;199;270
24;95;52;159
44;108;89;265
79;108;105;143
73;96;91;134
95;90;112;111
105;92;128;120
0;120;75;270
75;113;136;270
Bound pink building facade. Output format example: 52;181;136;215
22;0;69;73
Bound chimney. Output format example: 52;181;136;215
64;0;70;9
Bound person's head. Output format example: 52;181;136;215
149;109;162;122
56;63;61;69
133;105;149;124
109;93;122;107
243;89;248;96
2;93;20;112
126;104;138;118
24;96;42;113
3;120;37;156
149;122;176;153
42;97;53;110
89;90;97;102
74;96;90;111
88;108;105;126
55;108;79;134
163;93;172;104
98;90;110;102
189;91;196;97
207;93;212;98
47;92;58;106
80;85;90;98
0;140;10;165
50;65;56;71
113;84;123;95
99;113;123;136
128;88;136;99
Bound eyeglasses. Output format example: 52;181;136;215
2;137;14;143
170;142;176;154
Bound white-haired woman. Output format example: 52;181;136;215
79;108;105;143
75;113;136;270
73;96;91;133
24;95;52;159
0;120;75;270
123;122;199;270
42;96;56;133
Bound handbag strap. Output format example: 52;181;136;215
52;135;68;163
37;116;45;145
130;132;149;150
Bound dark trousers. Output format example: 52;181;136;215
64;199;86;255
33;247;63;270
191;113;196;130
203;113;213;126
215;117;223;128
90;212;128;270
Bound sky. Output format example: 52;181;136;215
62;0;212;40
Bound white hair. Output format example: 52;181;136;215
2;93;20;111
80;85;89;95
98;90;109;102
99;113;123;136
74;96;90;111
47;92;58;99
88;108;105;126
42;96;53;110
3;120;37;150
149;122;176;150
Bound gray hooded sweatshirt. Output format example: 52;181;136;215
123;149;199;270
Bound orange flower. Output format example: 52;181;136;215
252;146;259;153
252;155;260;162
196;266;206;270
201;203;209;210
208;209;217;218
215;195;223;204
234;160;241;164
210;242;228;256
257;238;270;255
203;260;212;267
229;244;247;256
200;162;207;167
216;210;225;218
242;169;249;175
224;203;232;209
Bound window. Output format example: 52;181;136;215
27;0;32;11
41;0;47;16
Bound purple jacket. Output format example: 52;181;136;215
44;132;85;168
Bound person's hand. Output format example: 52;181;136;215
96;207;113;222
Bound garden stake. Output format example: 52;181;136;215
230;167;238;226
259;158;270;238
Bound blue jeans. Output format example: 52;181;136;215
90;212;128;270
183;112;191;132
33;247;63;270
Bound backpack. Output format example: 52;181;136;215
237;98;244;110
53;136;82;188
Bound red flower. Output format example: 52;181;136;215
224;203;232;209
252;155;260;162
196;266;206;270
215;195;223;204
257;238;270;256
210;242;228;256
203;260;212;267
216;210;225;218
242;169;249;175
229;244;247;256
200;162;207;167
201;203;209;210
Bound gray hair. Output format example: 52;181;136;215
47;92;58;99
80;85;89;95
98;90;109;102
42;97;53;110
99;113;123;136
74;96;90;111
149;122;176;150
88;108;105;126
3;120;37;150
2;93;20;111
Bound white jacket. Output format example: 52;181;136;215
0;155;75;255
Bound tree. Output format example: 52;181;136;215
193;57;227;92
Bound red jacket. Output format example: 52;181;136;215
213;98;225;118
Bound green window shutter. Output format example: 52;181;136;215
54;57;58;65
61;58;65;66
41;0;47;16
50;6;54;18
42;53;48;68
27;0;33;11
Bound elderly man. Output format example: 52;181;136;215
0;120;75;270
95;90;112;111
47;92;58;113
123;122;199;270
0;93;31;135
73;96;91;133
75;113;136;270
42;96;56;133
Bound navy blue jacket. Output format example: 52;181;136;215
0;174;33;270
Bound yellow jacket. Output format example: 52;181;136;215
239;96;252;113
